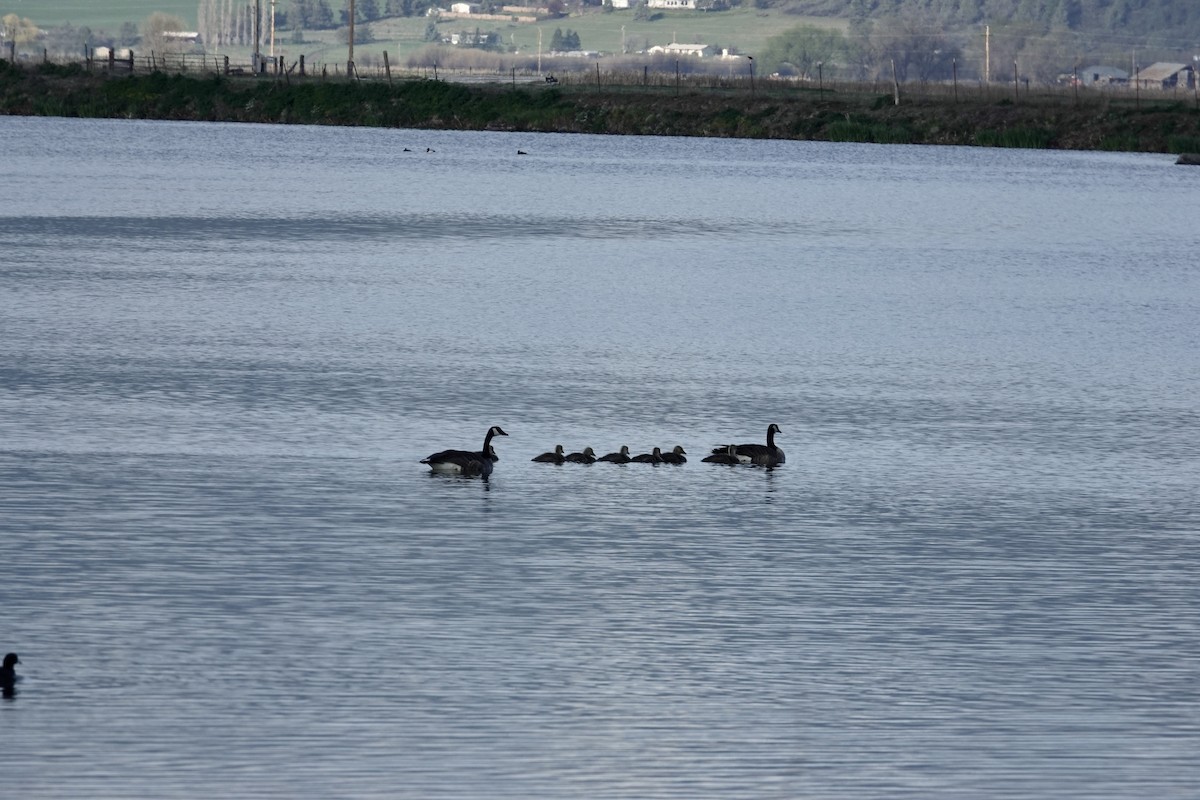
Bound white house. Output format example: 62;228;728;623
648;42;711;57
647;0;696;8
450;2;479;13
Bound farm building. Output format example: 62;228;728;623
1078;65;1128;86
1131;63;1195;91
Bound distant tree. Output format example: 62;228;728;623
119;21;140;46
291;0;314;26
141;12;189;54
424;20;440;40
2;14;39;47
359;0;382;20
316;0;337;28
758;24;845;78
549;27;564;50
564;29;581;49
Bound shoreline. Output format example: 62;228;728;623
4;62;1200;153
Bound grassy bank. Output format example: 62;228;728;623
4;61;1200;153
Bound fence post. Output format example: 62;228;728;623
1013;60;1018;103
953;58;958;103
384;51;392;85
109;48;116;72
595;62;601;92
300;55;305;77
891;59;900;105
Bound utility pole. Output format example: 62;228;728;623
984;24;990;83
269;0;276;58
348;0;355;76
254;0;261;71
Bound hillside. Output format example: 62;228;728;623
4;0;1197;86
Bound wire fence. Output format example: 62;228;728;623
11;45;1199;112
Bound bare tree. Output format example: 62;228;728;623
143;12;190;54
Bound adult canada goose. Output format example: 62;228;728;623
702;444;742;465
597;445;632;464
565;447;597;464
1;653;19;692
659;445;687;464
711;423;785;467
532;444;566;464
421;426;508;476
630;447;664;464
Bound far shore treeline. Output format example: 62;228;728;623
2;60;1199;154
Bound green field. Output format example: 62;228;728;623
3;1;840;64
1;1;199;31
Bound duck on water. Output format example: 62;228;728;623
532;444;566;464
710;424;785;467
597;445;632;463
2;653;20;696
565;447;597;464
421;426;508;476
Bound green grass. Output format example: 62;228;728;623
2;1;199;31
5;3;839;65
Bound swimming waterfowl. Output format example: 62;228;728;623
1;653;19;692
711;423;785;467
421;426;508;476
659;445;687;464
565;447;597;464
630;447;664;464
532;444;566;464
702;444;742;465
597;445;632;463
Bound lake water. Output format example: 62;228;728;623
1;115;1197;798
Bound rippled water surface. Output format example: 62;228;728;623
2;116;1198;798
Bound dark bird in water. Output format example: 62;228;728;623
565;446;597;464
659;445;687;464
426;147;436;153
517;150;528;155
532;444;566;464
711;423;785;467
597;445;632;464
1;653;20;694
630;447;664;464
421;426;508;477
702;444;742;465
403;148;412;152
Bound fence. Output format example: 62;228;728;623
9;46;1199;112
